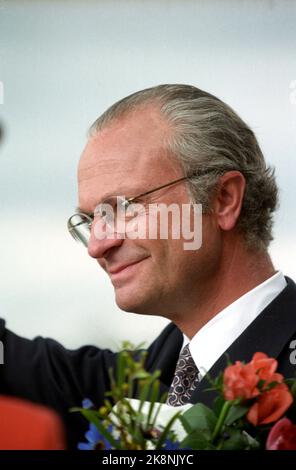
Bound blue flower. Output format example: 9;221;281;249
162;438;181;450
82;398;94;409
78;423;114;450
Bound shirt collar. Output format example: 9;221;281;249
182;271;287;378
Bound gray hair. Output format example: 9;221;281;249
89;84;278;251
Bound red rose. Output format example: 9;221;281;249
249;352;284;387
266;418;296;450
247;383;293;426
223;361;260;401
223;352;285;402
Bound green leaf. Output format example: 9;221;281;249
138;381;151;403
154;410;182;450
242;431;261;449
257;379;265;390
285;377;296;387
150;400;166;430
220;428;260;450
119;340;147;351
80;409;122;449
116;350;127;388
224;404;249;426
181;403;217;434
180;429;215;450
132;370;151;380
178;414;192;434
146;380;160;427
213;396;225;416
69;406;83;413
203;371;224;392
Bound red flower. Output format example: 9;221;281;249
223;352;285;402
249;352;284;387
223;361;260;401
266;418;296;450
247;383;293;426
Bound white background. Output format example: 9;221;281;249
0;0;295;350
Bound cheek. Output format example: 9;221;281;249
137;239;168;281
97;258;107;272
202;219;222;260
166;227;217;281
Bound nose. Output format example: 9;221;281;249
87;218;124;259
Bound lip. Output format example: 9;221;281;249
108;258;147;279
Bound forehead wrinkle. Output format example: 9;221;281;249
78;157;136;182
78;145;175;187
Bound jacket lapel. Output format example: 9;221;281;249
189;276;296;406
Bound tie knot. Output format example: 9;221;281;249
178;344;195;366
175;344;198;379
180;343;191;358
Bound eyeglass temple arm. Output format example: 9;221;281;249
127;176;188;203
127;169;218;203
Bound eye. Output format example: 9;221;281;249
123;199;148;221
115;197;132;215
94;199;116;218
123;200;135;217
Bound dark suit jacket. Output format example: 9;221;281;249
1;276;296;449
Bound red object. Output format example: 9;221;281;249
249;352;283;385
0;396;66;450
247;383;293;426
223;360;260;401
266;417;296;450
223;352;284;402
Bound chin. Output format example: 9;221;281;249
114;289;157;315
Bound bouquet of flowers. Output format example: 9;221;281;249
73;343;296;450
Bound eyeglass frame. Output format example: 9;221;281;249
67;167;231;243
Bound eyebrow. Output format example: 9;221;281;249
74;187;144;215
75;178;186;215
75;206;89;214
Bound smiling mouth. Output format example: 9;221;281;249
108;258;148;281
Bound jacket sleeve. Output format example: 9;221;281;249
0;319;118;448
0;318;181;448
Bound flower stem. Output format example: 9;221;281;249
211;401;232;444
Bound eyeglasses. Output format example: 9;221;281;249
67;168;222;247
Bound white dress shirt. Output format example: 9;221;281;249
182;271;287;381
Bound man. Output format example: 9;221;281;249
1;84;296;448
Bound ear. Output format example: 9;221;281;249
212;171;246;232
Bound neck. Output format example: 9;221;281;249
171;240;276;339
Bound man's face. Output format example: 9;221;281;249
78;105;220;318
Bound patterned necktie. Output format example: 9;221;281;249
166;343;199;406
